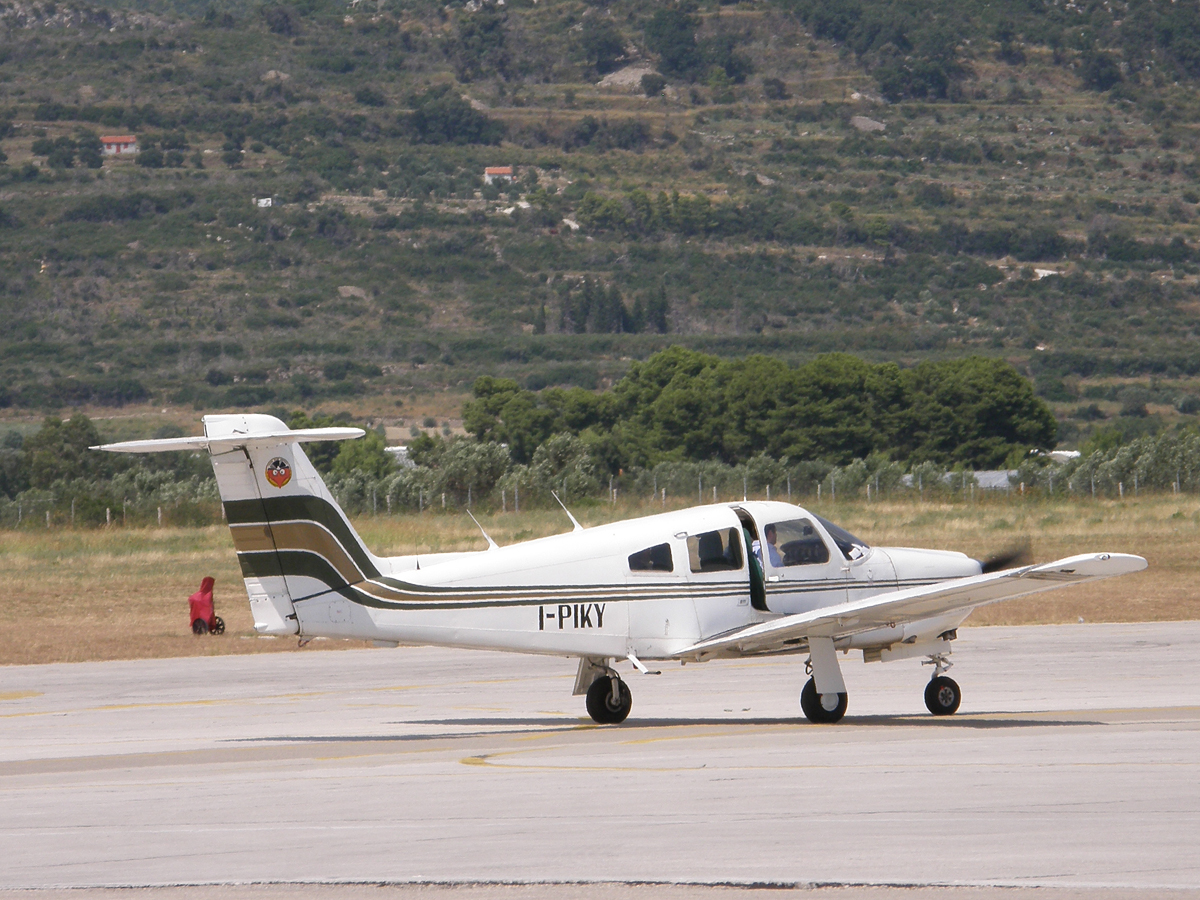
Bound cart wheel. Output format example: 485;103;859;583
211;616;225;635
192;618;209;635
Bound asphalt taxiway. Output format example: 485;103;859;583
1;621;1198;898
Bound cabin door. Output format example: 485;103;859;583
737;509;848;616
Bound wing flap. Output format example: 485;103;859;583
674;552;1147;659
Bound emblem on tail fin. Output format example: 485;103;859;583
265;457;292;488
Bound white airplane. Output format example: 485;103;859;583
97;414;1147;724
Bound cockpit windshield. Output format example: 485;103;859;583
813;514;870;560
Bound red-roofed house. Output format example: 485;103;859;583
483;165;513;185
100;135;138;156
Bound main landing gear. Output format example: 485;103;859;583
585;674;632;724
800;677;847;723
923;654;961;716
800;636;849;724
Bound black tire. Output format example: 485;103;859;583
925;675;961;716
211;616;225;635
191;618;209;635
585;675;632;724
800;676;847;724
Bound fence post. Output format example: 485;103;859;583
17;503;21;526
157;506;162;527
867;483;871;502
467;485;471;509
817;483;821;501
1091;474;1095;499
441;492;446;509
71;498;75;526
502;489;507;513
106;507;111;526
515;485;520;513
1118;482;1123;499
46;509;50;528
698;475;702;505
831;477;836;502
766;484;771;501
419;489;423;513
743;475;747;501
122;499;127;526
1133;473;1138;496
712;485;716;503
661;487;665;508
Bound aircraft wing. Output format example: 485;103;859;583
673;552;1147;659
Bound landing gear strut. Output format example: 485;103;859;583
800;636;848;724
585;673;632;724
923;653;961;716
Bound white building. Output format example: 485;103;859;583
100;135;138;156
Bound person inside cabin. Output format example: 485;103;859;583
758;523;783;568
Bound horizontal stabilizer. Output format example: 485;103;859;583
94;427;364;454
674;552;1148;660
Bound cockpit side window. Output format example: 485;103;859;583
812;514;870;560
629;543;674;573
767;518;831;566
687;528;744;573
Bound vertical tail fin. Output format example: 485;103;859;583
96;414;369;634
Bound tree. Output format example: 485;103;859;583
644;8;702;79
580;18;627;75
1082;51;1123;91
23;415;109;488
899;358;1058;467
399;85;504;145
447;8;509;82
331;430;395;479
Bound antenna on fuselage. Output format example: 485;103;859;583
466;510;499;550
551;490;584;532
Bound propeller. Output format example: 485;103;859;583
979;541;1033;574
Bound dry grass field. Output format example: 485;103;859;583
1;495;1197;667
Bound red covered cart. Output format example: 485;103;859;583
188;576;225;635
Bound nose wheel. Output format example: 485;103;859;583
922;653;960;716
585;674;632;724
925;675;961;715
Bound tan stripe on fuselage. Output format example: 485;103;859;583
228;523;277;554
230;519;751;607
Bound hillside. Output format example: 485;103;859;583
2;0;1200;446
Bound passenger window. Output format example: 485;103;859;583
687;528;744;573
629;543;674;572
768;518;831;566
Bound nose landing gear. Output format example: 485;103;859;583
923;653;961;716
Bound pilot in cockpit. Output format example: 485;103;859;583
754;523;784;569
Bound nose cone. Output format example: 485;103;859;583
881;547;982;584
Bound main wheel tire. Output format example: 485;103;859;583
211;616;225;635
800;676;847;724
585;675;632;724
925;675;961;716
191;618;209;635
